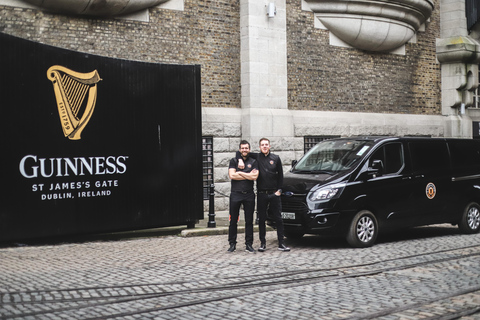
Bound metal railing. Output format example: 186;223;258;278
202;137;214;200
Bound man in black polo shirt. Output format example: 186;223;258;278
227;140;258;253
237;138;290;252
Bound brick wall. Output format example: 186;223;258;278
0;0;441;114
0;0;241;110
286;0;441;115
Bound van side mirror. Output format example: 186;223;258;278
368;159;384;176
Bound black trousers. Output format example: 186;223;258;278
257;192;284;244
228;191;255;245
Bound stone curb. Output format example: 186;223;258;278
181;225;271;237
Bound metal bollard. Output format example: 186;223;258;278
208;183;216;228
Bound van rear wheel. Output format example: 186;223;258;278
459;202;480;234
346;210;378;248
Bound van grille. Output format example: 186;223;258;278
281;196;308;213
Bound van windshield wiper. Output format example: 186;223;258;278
294;169;334;175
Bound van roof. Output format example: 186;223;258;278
333;136;401;143
337;136;475;142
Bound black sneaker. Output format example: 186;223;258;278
227;243;236;253
278;243;290;252
258;243;266;252
245;244;256;253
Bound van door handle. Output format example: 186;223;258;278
402;176;412;180
414;174;425;179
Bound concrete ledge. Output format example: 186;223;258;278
181;225;272;237
181;226;233;237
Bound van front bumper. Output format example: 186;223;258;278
278;210;341;234
306;210;340;231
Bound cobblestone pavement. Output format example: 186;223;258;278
1;224;480;319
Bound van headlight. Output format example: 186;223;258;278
309;182;346;201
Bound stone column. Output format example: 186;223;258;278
436;0;480;138
240;0;293;146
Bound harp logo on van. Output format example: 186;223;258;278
426;182;436;199
47;66;101;140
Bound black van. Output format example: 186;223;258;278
275;137;480;247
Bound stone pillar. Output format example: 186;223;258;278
436;0;480;138
240;0;293;146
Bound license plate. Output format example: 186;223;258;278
281;212;295;219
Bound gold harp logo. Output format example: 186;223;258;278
47;66;101;140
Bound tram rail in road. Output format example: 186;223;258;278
1;224;480;319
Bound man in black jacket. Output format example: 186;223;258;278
238;138;290;252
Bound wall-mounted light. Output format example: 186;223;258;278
267;3;276;18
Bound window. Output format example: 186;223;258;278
466;0;480;32
473;68;480;109
304;136;340;153
202;137;214;200
448;140;480;168
473;122;480;139
369;143;404;175
409;141;449;172
295;138;374;173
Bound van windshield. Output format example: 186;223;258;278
293;139;374;173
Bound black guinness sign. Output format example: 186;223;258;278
0;33;203;241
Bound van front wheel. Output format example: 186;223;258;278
459;202;480;234
346;210;378;248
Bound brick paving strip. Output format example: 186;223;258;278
0;224;480;319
